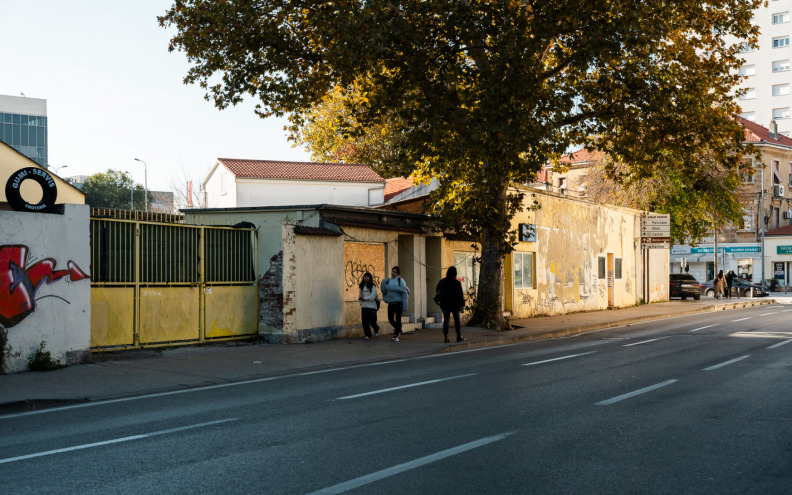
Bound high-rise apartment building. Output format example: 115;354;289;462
0;94;47;167
737;2;792;135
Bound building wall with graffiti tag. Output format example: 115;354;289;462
0;204;91;373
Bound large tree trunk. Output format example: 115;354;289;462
467;181;509;330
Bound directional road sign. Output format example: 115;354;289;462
641;213;671;238
642;243;670;249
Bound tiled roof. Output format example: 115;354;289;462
558;148;605;164
738;117;792;146
217;159;385;182
765;224;792;236
384;177;414;201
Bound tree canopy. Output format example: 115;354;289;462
82;170;150;210
161;0;760;328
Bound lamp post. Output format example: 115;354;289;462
134;158;148;212
51;164;68;176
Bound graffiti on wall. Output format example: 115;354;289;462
343;242;385;301
0;245;90;328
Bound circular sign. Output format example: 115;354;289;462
5;167;59;213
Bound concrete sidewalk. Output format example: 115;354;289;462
0;295;782;415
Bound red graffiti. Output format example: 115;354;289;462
0;245;90;328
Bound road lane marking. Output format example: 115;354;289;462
768;339;792;349
336;373;476;400
760;312;780;316
703;355;750;371
596;380;678;406
783;309;792;312
623;337;668;347
306;432;514;495
0;418;238;465
732;317;751;322
690;324;718;332
521;351;596;366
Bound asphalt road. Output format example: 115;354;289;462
1;305;790;494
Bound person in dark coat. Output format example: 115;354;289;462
725;269;736;299
435;266;466;343
714;270;727;299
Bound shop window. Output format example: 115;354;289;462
513;252;534;289
454;252;479;294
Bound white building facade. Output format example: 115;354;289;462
737;1;792;134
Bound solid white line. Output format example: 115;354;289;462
0;418;238;465
703;355;750;371
522;351;596;366
760;312;780;316
690;324;717;332
623;337;667;347
732;318;751;322
596;379;678;406
336;373;477;400
768;339;792;349
305;432;514;495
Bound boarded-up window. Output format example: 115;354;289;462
343;242;386;301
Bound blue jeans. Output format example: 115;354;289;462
442;307;461;338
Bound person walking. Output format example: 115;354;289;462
381;266;409;342
725;269;735;299
435;266;466;343
715;270;726;299
357;272;379;340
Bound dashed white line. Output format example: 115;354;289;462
732;318;751;322
703;355;750;371
690;324;717;332
0;418;238;465
306;432;514;495
522;351;596;366
336;373;476;400
760;312;780;316
596;379;678;406
623;337;668;347
768;339;792;349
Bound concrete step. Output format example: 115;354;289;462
428;312;442;320
423;316;436;324
424;322;444;329
400;322;422;333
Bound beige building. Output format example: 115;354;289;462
1;140;84;207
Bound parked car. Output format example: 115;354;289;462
669;273;702;300
701;277;768;298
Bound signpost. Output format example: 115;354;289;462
640;213;671;303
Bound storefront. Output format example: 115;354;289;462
763;230;792;288
670;244;761;283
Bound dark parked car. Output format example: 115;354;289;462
669;273;702;300
701;277;768;298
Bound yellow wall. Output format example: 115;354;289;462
0;141;85;205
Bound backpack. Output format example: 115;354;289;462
433;279;444;306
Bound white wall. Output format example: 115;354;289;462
203;165;238;208
0;204;91;373
236;178;384;207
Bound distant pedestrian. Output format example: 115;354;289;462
725;270;736;299
714;270;726;299
358;272;379;340
435;266;466;343
381;266;409;342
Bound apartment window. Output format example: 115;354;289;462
741;111;756;121
788;163;792;186
739;64;756;77
773;12;790;24
739;42;756;53
558;177;567;190
513;252;534;289
598;257;606;279
773;60;790;72
774;84;791;96
738;209;754;232
740;88;756;100
773;36;790;48
741;159;754;183
773;107;791;119
615;258;623;280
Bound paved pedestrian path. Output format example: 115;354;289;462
0;295;782;415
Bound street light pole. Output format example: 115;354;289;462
51;164;67;176
134;158;148;212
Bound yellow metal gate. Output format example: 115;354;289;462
89;218;258;350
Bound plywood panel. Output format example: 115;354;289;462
343;242;385;301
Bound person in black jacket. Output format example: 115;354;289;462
725;269;735;299
435;266;466;343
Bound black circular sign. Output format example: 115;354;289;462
5;167;59;213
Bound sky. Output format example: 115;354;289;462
0;1;312;193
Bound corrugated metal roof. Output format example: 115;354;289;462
217;159;385;182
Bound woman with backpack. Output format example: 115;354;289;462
357;272;379;340
381;265;409;342
435;266;466;343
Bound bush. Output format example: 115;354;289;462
28;341;66;372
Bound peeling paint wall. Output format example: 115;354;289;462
509;191;650;317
